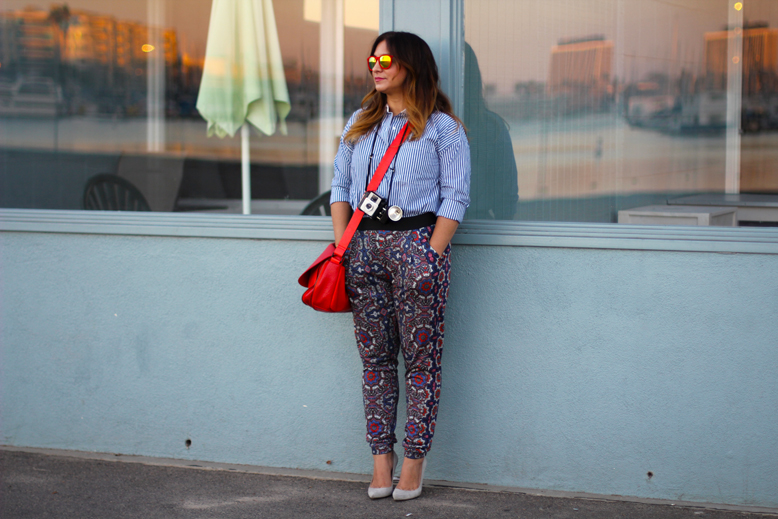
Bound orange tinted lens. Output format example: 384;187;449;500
367;56;377;70
378;55;392;69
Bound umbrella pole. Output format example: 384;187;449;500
241;124;251;215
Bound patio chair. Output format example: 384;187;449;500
83;174;151;211
300;190;332;216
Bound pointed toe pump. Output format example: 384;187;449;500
367;451;398;499
392;457;427;501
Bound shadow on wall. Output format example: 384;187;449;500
463;42;519;221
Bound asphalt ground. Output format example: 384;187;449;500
2;448;776;519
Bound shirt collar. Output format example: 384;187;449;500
385;105;408;117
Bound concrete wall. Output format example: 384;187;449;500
2;229;777;508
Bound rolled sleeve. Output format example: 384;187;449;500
330;142;352;204
437;198;468;221
436;121;471;223
329;111;361;205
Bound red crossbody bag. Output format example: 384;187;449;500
298;122;410;312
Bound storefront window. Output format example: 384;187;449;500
4;0;777;228
464;0;778;225
0;0;378;213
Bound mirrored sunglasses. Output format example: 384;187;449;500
367;54;393;71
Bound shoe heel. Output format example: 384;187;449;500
392;458;427;501
367;451;397;500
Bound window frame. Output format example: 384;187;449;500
2;208;778;254
3;0;778;255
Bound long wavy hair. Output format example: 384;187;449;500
344;31;463;143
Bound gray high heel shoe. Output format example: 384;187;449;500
367;451;398;499
392;457;427;501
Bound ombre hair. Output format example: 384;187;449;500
344;31;463;143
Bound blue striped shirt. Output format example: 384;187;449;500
330;108;471;222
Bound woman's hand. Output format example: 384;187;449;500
429;216;459;256
429;239;447;257
331;202;353;244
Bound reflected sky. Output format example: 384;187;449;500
465;0;777;93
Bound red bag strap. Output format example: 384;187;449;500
332;122;410;261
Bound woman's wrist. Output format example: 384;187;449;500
429;216;459;256
331;202;353;244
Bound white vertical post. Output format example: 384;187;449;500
725;2;743;195
615;0;626;193
318;0;344;195
147;0;165;153
445;0;464;117
241;124;251;215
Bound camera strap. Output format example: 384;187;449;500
332;121;411;263
364;123;409;198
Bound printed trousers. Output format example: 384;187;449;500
345;225;451;459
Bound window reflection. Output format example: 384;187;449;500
464;0;778;224
0;0;378;213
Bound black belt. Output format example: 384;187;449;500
357;212;437;231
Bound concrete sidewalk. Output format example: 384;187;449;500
2;448;776;519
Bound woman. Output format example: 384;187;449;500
330;31;470;501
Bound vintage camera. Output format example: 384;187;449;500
358;191;390;223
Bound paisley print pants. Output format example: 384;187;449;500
345;225;451;459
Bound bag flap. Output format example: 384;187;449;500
298;243;337;286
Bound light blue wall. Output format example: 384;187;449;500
2;229;777;508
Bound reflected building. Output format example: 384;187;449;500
704;22;778;132
705;22;778;94
64;11;178;88
64;11;115;66
0;9;63;117
548;35;613;113
12;8;58;76
180;52;204;94
0;13;19;74
0;6;181;116
64;10;118;93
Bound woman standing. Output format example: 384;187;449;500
330;31;470;501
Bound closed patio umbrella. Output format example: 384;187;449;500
196;0;291;214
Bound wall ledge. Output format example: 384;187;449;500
3;208;778;254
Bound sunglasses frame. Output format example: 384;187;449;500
367;54;394;71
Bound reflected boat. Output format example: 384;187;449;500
626;92;727;134
626;91;778;134
0;78;64;118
